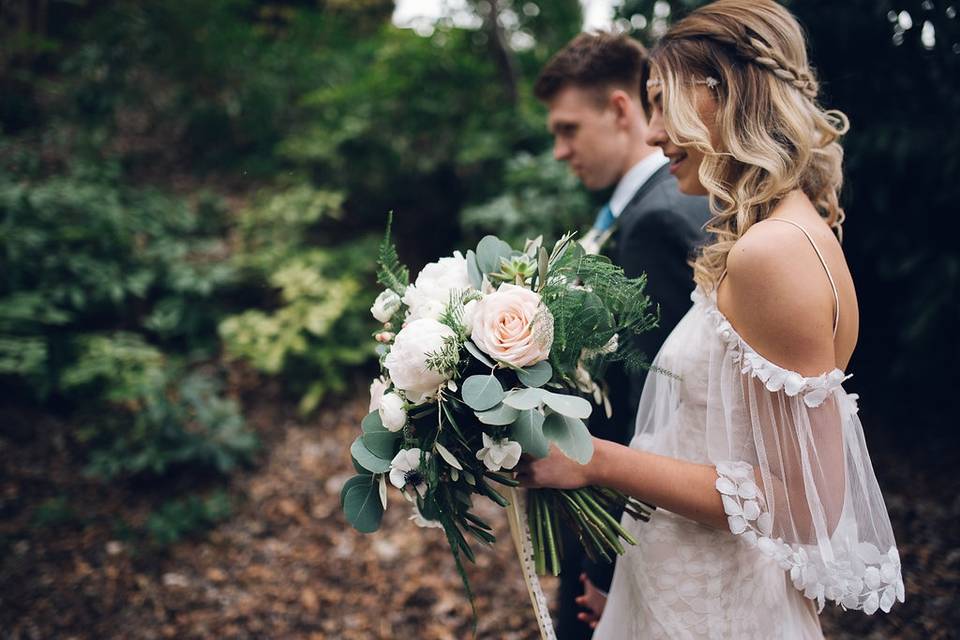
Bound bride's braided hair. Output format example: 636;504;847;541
642;0;849;290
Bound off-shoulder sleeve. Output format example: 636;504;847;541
699;293;905;615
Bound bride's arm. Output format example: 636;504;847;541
518;439;731;530
518;222;841;532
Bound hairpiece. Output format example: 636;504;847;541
645;77;720;90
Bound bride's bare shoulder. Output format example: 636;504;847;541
720;219;838;376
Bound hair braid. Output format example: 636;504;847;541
745;36;819;99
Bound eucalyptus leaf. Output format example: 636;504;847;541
362;429;400;459
475;403;520;425
476;235;514;275
502;387;545;410
342;475;384;533
461;374;505;411
517;360;552;388
361;410;384;433
466;250;483;290
340;474;373;507
464;340;495;368
511;408;549;458
542;412;594;464
350;436;392;473
541;390;592;419
434;441;464;470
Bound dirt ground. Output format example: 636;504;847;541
1;388;956;639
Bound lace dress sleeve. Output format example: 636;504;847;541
702;296;904;615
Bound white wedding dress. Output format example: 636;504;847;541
593;221;904;639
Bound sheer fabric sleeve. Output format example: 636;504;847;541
701;295;904;615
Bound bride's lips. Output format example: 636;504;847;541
667;152;687;175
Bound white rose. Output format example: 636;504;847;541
378;392;407;432
371;289;402;323
384;318;457;404
402;251;473;322
368;376;389;412
476;433;522;472
470;283;553;368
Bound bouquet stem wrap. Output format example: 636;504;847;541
506;486;556;640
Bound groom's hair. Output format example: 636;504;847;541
534;32;649;104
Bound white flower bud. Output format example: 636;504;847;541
371;289;402;323
378;392;407;432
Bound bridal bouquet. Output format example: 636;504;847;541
341;215;656;614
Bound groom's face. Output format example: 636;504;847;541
546;86;630;191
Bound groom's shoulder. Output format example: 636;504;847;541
624;171;710;227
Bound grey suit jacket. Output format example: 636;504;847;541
589;164;712;448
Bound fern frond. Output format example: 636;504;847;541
377;211;410;296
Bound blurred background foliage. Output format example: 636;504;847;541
0;0;957;546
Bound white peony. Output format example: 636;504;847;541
368;376;389;412
470;283;553;368
402;251;473;322
384;318;457;404
370;289;402;323
475;433;522;472
378;392;407;432
389;448;430;498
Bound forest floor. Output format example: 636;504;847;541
1;385;956;639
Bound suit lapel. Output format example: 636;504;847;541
603;165;672;256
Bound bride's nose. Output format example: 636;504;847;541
645;110;668;148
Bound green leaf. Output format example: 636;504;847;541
434;441;463;470
517;360;552;388
461;374;504;411
464;341;495;369
476;235;514;275
475;403;520;425
351;456;368;474
466;250;483;290
340;474;372;507
361;410;384;433
542;412;594;464
502;387;545;410
362;429;400;459
350;436;392;473
541;390;592;419
538;247;549;290
342;475;385;533
511;408;549;458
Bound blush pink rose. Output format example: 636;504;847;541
470;283;553;368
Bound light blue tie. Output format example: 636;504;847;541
592;203;615;233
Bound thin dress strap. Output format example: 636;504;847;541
767;218;841;337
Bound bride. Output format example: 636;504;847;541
517;1;904;637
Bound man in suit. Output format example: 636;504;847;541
534;33;711;638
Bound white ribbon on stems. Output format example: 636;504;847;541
505;486;557;640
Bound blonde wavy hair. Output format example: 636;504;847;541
641;0;850;291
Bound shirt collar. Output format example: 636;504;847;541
609;149;669;218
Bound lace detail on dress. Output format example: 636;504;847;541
715;461;906;615
691;289;851;408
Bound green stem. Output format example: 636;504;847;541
581;489;639;546
542;493;560;576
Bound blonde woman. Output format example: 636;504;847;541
516;1;904;637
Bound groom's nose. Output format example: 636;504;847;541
554;137;572;161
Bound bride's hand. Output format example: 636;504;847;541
575;572;606;629
514;442;594;489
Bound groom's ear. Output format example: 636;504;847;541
608;89;636;126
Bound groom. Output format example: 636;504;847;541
534;33;711;638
